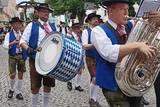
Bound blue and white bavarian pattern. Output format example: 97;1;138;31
47;35;84;82
36;33;84;82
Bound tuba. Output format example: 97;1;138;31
115;17;160;97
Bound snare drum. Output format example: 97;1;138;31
35;33;84;82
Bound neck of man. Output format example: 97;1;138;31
13;28;19;33
89;24;96;28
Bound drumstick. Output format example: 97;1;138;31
36;47;42;52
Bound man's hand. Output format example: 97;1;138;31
27;47;42;54
137;42;156;59
27;47;35;54
36;47;42;52
9;40;19;47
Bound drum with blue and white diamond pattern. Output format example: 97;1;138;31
35;32;84;82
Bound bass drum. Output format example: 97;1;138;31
35;32;84;82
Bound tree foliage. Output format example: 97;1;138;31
46;0;141;24
46;0;100;15
129;0;141;16
45;0;101;24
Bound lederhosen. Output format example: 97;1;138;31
8;30;27;75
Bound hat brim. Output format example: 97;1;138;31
85;15;101;23
35;6;53;13
9;20;23;24
72;25;81;28
71;23;81;28
102;1;129;7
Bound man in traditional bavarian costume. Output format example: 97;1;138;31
67;23;84;92
82;12;101;107
91;0;156;107
3;17;27;100
20;3;56;107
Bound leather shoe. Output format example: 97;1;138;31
67;82;72;91
16;93;24;100
89;99;101;107
8;90;14;99
75;86;84;92
142;97;149;105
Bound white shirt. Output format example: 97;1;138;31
20;19;52;47
91;19;134;63
66;32;73;38
81;27;93;45
3;29;22;53
72;32;79;42
91;19;120;63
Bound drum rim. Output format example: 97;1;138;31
35;32;63;75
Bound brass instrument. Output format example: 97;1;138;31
115;17;160;97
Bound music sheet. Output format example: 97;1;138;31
136;0;160;17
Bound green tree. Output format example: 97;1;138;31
129;0;141;16
46;0;141;24
46;0;101;24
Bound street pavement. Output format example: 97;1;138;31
0;46;156;107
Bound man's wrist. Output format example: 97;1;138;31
27;47;34;54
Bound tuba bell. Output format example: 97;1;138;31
115;17;160;97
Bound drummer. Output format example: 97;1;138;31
20;3;56;107
67;23;85;92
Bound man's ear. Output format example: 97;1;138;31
108;8;113;15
